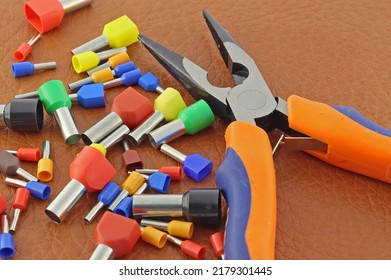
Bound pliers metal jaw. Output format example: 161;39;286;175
139;10;299;136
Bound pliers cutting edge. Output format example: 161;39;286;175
138;10;391;260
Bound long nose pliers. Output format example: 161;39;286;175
138;10;391;260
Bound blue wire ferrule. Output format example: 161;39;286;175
138;72;160;92
148;172;171;193
0;215;15;259
26;181;51;200
113;196;133;218
77;83;106;108
12;61;56;77
98;181;121;206
121;68;142;86
114;61;135;77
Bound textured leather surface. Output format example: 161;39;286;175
1;0;391;260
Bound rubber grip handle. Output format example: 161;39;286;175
287;95;391;183
215;121;276;260
331;105;391;137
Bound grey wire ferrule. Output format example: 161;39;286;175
160;144;186;163
148;119;186;149
68;94;77;103
107;181;147;212
133;188;221;225
84;201;104;224
134;168;158;175
4;177;29;188
97;47;127;61
68;76;94;91
53;107;81;145
107;189;129;212
167;234;182;246
135;182;148;195
82;112;123;145
14;91;39;99
33;62;56;71
87;61;110;76
16;168;38;182
27;34;41;46
102;77;122;89
132;194;183;219
89;244;115;260
6;150;17;155
127;110;165;146
0;105;5;126
121;138;130;151
156;86;164;94
99;124;130;151
42;140;51;158
45;179;86;224
1;214;10;233
72;35;109;55
10;209;21;233
140;219;169;231
60;0;93;14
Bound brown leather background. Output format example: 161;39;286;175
1;0;391;260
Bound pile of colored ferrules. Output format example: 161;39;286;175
6;5;223;261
